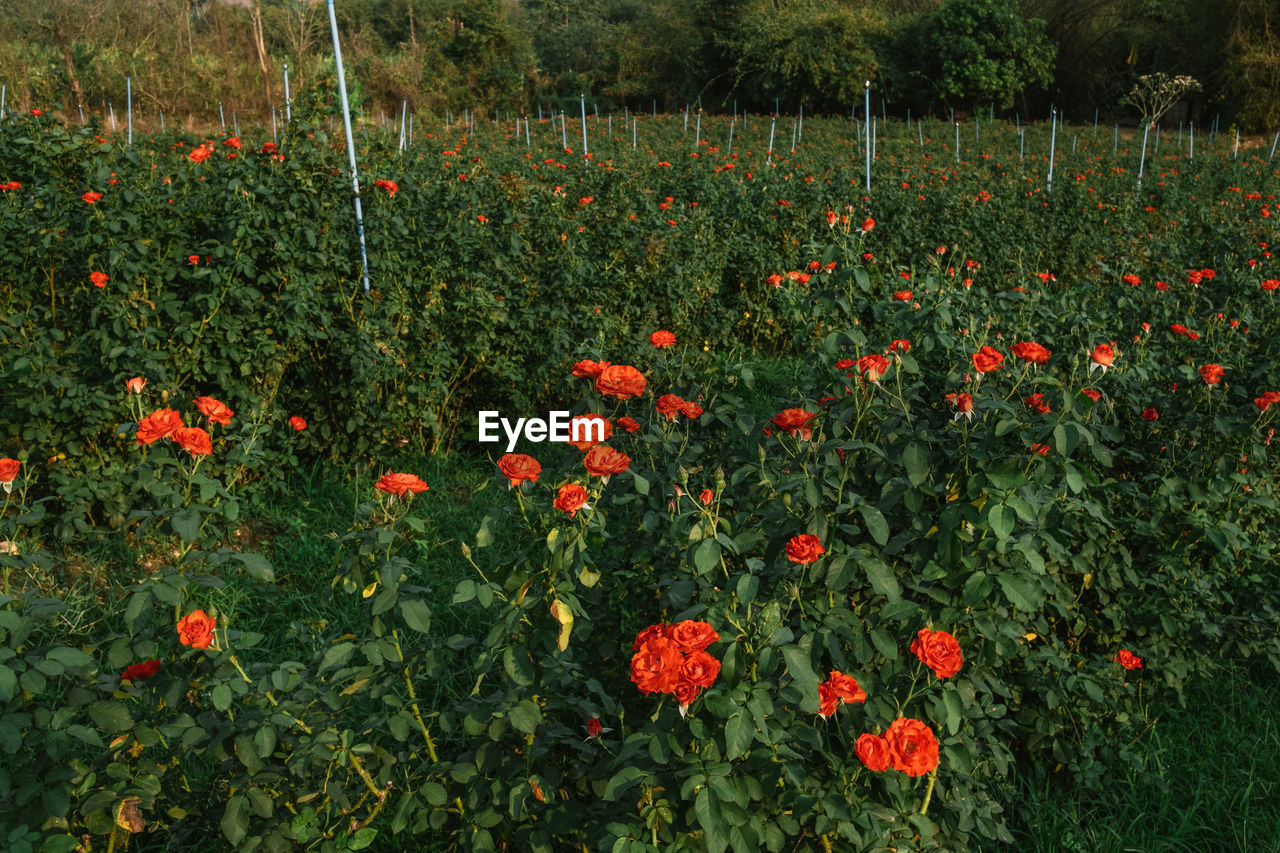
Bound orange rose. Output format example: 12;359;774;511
769;408;818;438
595;364;647;399
656;394;690;421
649;330;677;348
137;408;184;445
617;416;641;433
0;458;20;485
375;471;429;497
1198;364;1224;385
856;733;892;771
566;415;611;451
572;359;609;379
583;444;631;477
673;681;703;708
910;628;963;678
858;354;889;383
885;717;939;777
289;416;307;431
90;271;109;288
631;623;670;652
825;670;866;704
497;453;541;487
630;636;682;694
971;345;1004;373
669;620;719;653
818;682;839;717
680;400;704;419
554;483;589;517
1011;341;1052;365
678;650;721;689
173;426;213;457
861;218;875;232
1090;344;1115;371
177;609;217;649
125;377;147;394
785;534;824;564
194;396;234;426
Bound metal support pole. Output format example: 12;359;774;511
326;0;371;294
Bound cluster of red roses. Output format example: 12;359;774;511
629;620;721;712
134;393;234;456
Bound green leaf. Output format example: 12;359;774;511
88;700;132;733
211;683;232;712
46;647;95;670
961;571;992;606
695;788;728;853
631;471;649;496
233;552;276;583
860;555;901;601
903;443;929;486
348;828;377;850
736;573;759;605
988;504;1014;540
781;644;819;705
319;642;356;673
220;795;249;846
693;538;721;574
725;713;753;760
399;598;431;633
598;768;646;806
171;506;202;544
0;666;17;702
997;574;1041;611
235;735;263;774
508;699;541;734
859;504;889;546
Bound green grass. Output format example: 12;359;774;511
996;660;1280;853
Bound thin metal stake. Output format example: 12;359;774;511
326;0;371;293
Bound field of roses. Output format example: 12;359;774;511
2;104;1280;851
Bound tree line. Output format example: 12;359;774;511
1;0;1277;131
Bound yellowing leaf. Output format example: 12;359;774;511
550;599;573;651
362;582;378;599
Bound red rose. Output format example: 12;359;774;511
289;416;307;431
971;345;1004;373
585;717;603;738
137;408;184;445
595;365;647;399
632;623;671;652
649;330;677;348
673;681;703;708
1262;279;1279;291
566;415;611;451
680;400;704;419
1198;364;1224;385
699;488;713;505
617;416;641;433
856;734;892;771
497;453;541;487
81;191;103;204
885;717;939;776
173;426;213;457
656;394;690;421
554;483;589;517
374;179;399;196
1011;341;1051;365
630;636;682;694
90;271;109;288
177;609;217;649
375;471;429;497
910;628;963;678
122;659;162;683
1114;649;1142;670
125;377;147;394
583;444;631;477
1082;389;1102;402
678;650;721;689
857;353;889;383
194;395;234;426
0;458;20;485
1142;408;1158;421
189;144;213;164
818;682;839;718
861;218;875;232
1091;344;1115;369
669;620;719;653
770;408;818;439
893;290;913;301
825;670;866;704
785;534;824;564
